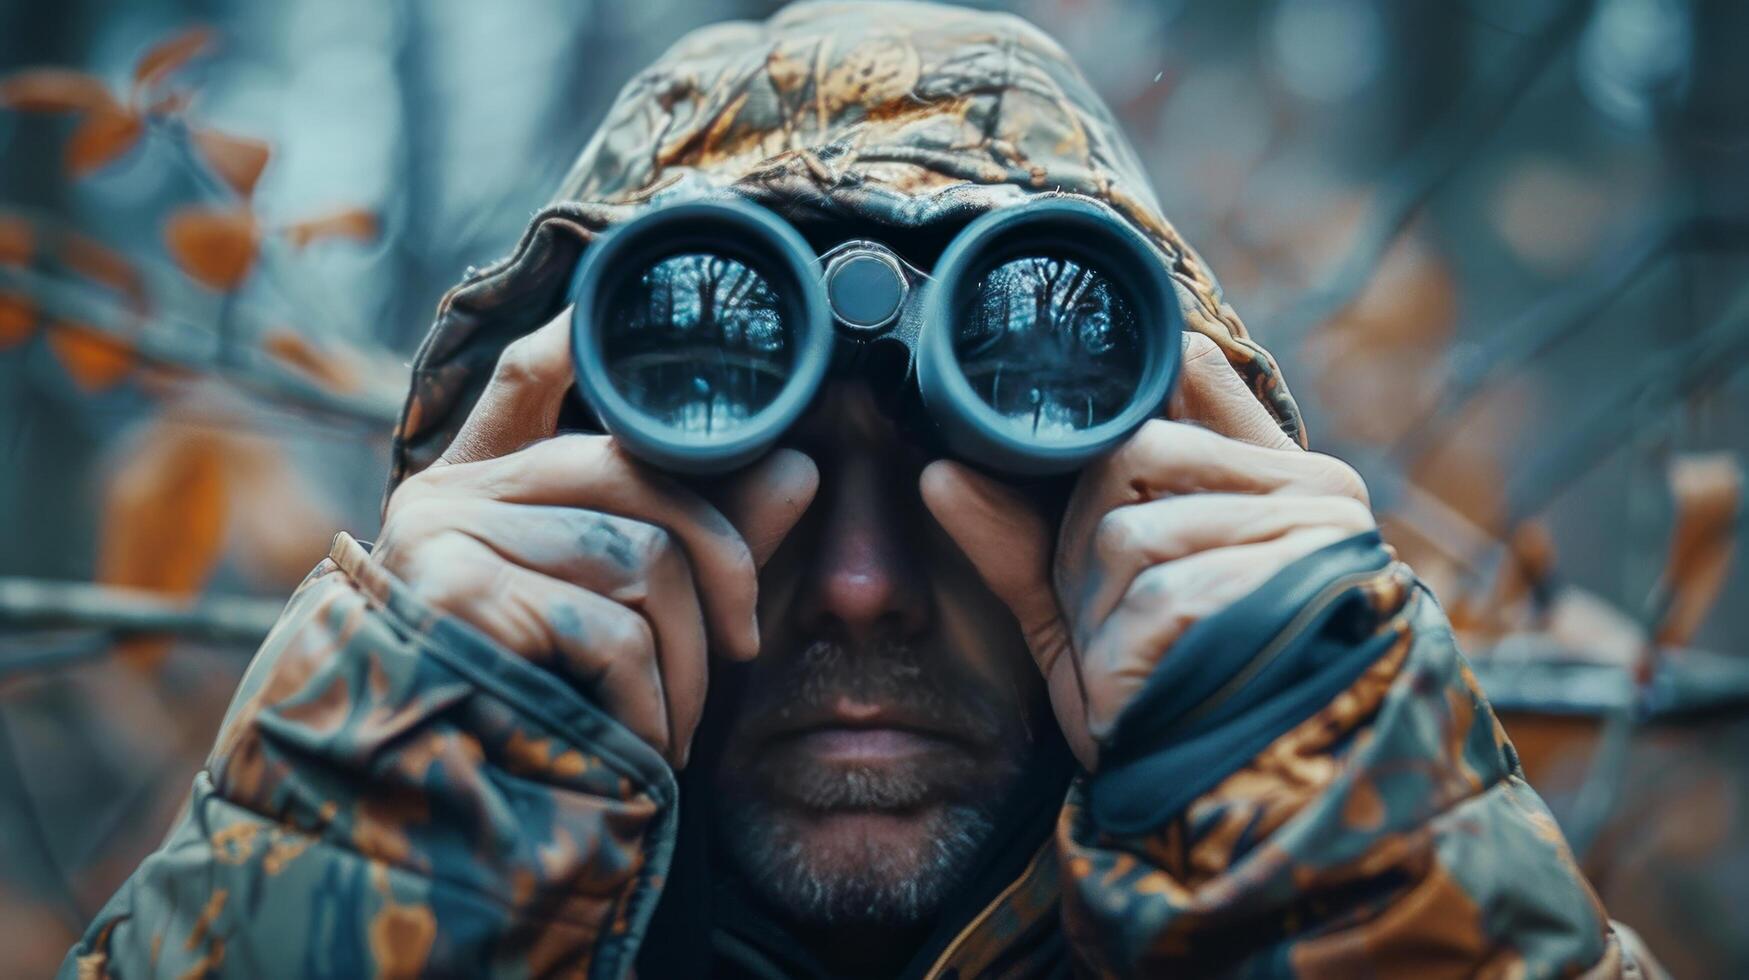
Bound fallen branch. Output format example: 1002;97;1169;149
0;577;284;645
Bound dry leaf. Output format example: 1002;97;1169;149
190;127;270;198
98;420;230;670
282;207;378;248
164;206;258;290
133;26;215;91
0;294;33;349
262;328;361;393
144;88;194;118
66;106;145;176
0;213;31;265
47;322;135;390
0;214;30;348
63;232;150;314
1487;521;1557;622
1652;453;1742;649
0;68;116;112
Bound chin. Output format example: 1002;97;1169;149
720;797;996;927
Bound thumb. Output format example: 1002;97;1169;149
922;460;1096;770
708;448;820;569
919;460;1060;651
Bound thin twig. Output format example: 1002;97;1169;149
1264;0;1594;340
0;265;403;426
0;578;285;646
1390;217;1749;465
1501;282;1749;529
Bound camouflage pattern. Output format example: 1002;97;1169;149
65;534;677;978
69;2;1658;977
386;0;1307;499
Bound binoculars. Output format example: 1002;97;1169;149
567;196;1182;475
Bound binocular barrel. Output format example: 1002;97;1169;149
568;196;1181;475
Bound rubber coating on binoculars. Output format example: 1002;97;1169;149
568;195;1182;475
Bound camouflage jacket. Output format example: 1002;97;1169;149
66;3;1656;976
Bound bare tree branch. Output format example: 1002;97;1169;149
1264;0;1594;340
1390;217;1749;465
0;578;285;646
0;264;403;426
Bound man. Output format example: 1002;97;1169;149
67;2;1656;977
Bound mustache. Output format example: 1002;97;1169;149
735;638;1015;747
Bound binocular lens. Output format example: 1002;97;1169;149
954;255;1144;441
601;252;792;436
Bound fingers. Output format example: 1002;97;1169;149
422;435;763;660
1055;420;1368;601
402;534;674;758
704;448;820;569
1168;332;1299;451
411;499;710;765
440;308;575;466
1074;492;1376;634
1079;526;1352;738
919;460;1061;657
920;458;1097;770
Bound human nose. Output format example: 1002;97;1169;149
794;451;932;642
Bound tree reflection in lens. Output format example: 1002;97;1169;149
954;255;1144;439
602;252;792;435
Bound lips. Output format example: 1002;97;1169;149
738;695;991;812
756;694;975;754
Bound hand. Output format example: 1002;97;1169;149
374;309;819;767
921;334;1375;769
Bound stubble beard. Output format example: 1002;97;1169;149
714;639;1031;928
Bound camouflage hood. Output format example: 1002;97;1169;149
387;0;1306;493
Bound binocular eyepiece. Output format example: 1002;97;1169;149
567;196;1182;475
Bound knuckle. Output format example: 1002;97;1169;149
386;494;450;539
630;520;678;568
491;334;554;388
1332;495;1377;530
1124;563;1177;606
1093;507;1144;564
1181;330;1221;362
1309;455;1369;504
598;606;657;665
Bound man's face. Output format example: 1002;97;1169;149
711;381;1044;928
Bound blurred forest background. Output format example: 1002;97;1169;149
3;0;1747;974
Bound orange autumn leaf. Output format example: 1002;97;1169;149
66;106;145;176
282;207;378;248
0;213;31;348
0;294;33;349
63;232;150;314
133;25;215;91
262;328;361;393
0;68;116;113
1652;453;1742;649
98;420;230;670
47;322;135;391
164;206;258;290
190;127;270;198
0;213;31;265
144;88;194;118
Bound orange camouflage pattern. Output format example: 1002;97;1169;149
68;2;1660;977
385;0;1306;498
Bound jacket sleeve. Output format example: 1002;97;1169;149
62;533;677;980
1057;531;1660;979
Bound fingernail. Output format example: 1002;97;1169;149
743;611;762;660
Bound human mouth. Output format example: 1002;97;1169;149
781;725;957;764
